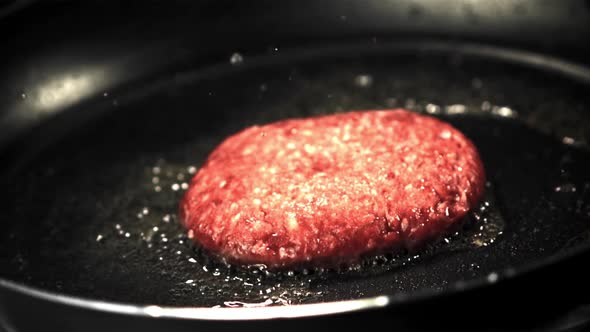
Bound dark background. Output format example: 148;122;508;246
1;1;590;331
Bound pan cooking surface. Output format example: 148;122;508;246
1;46;589;307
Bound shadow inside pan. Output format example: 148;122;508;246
0;45;589;307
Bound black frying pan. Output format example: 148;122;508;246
1;1;590;331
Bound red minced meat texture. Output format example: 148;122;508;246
180;109;486;268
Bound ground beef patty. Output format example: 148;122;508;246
180;109;485;268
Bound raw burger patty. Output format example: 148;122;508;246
180;109;485;268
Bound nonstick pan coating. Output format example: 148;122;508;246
1;43;590;330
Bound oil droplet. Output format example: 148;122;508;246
492;106;517;118
171;183;180;191
187;166;197;174
224;299;274;308
405;98;416;110
354;74;373;88
445;104;466;115
487;272;499;283
562;137;575;145
162;214;171;223
96;234;104;242
425;104;441;114
555;183;577;193
471;78;483;89
384;98;397;107
230;53;244;65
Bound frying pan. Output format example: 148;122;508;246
1;1;590;331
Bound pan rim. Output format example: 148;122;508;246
1;41;589;320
